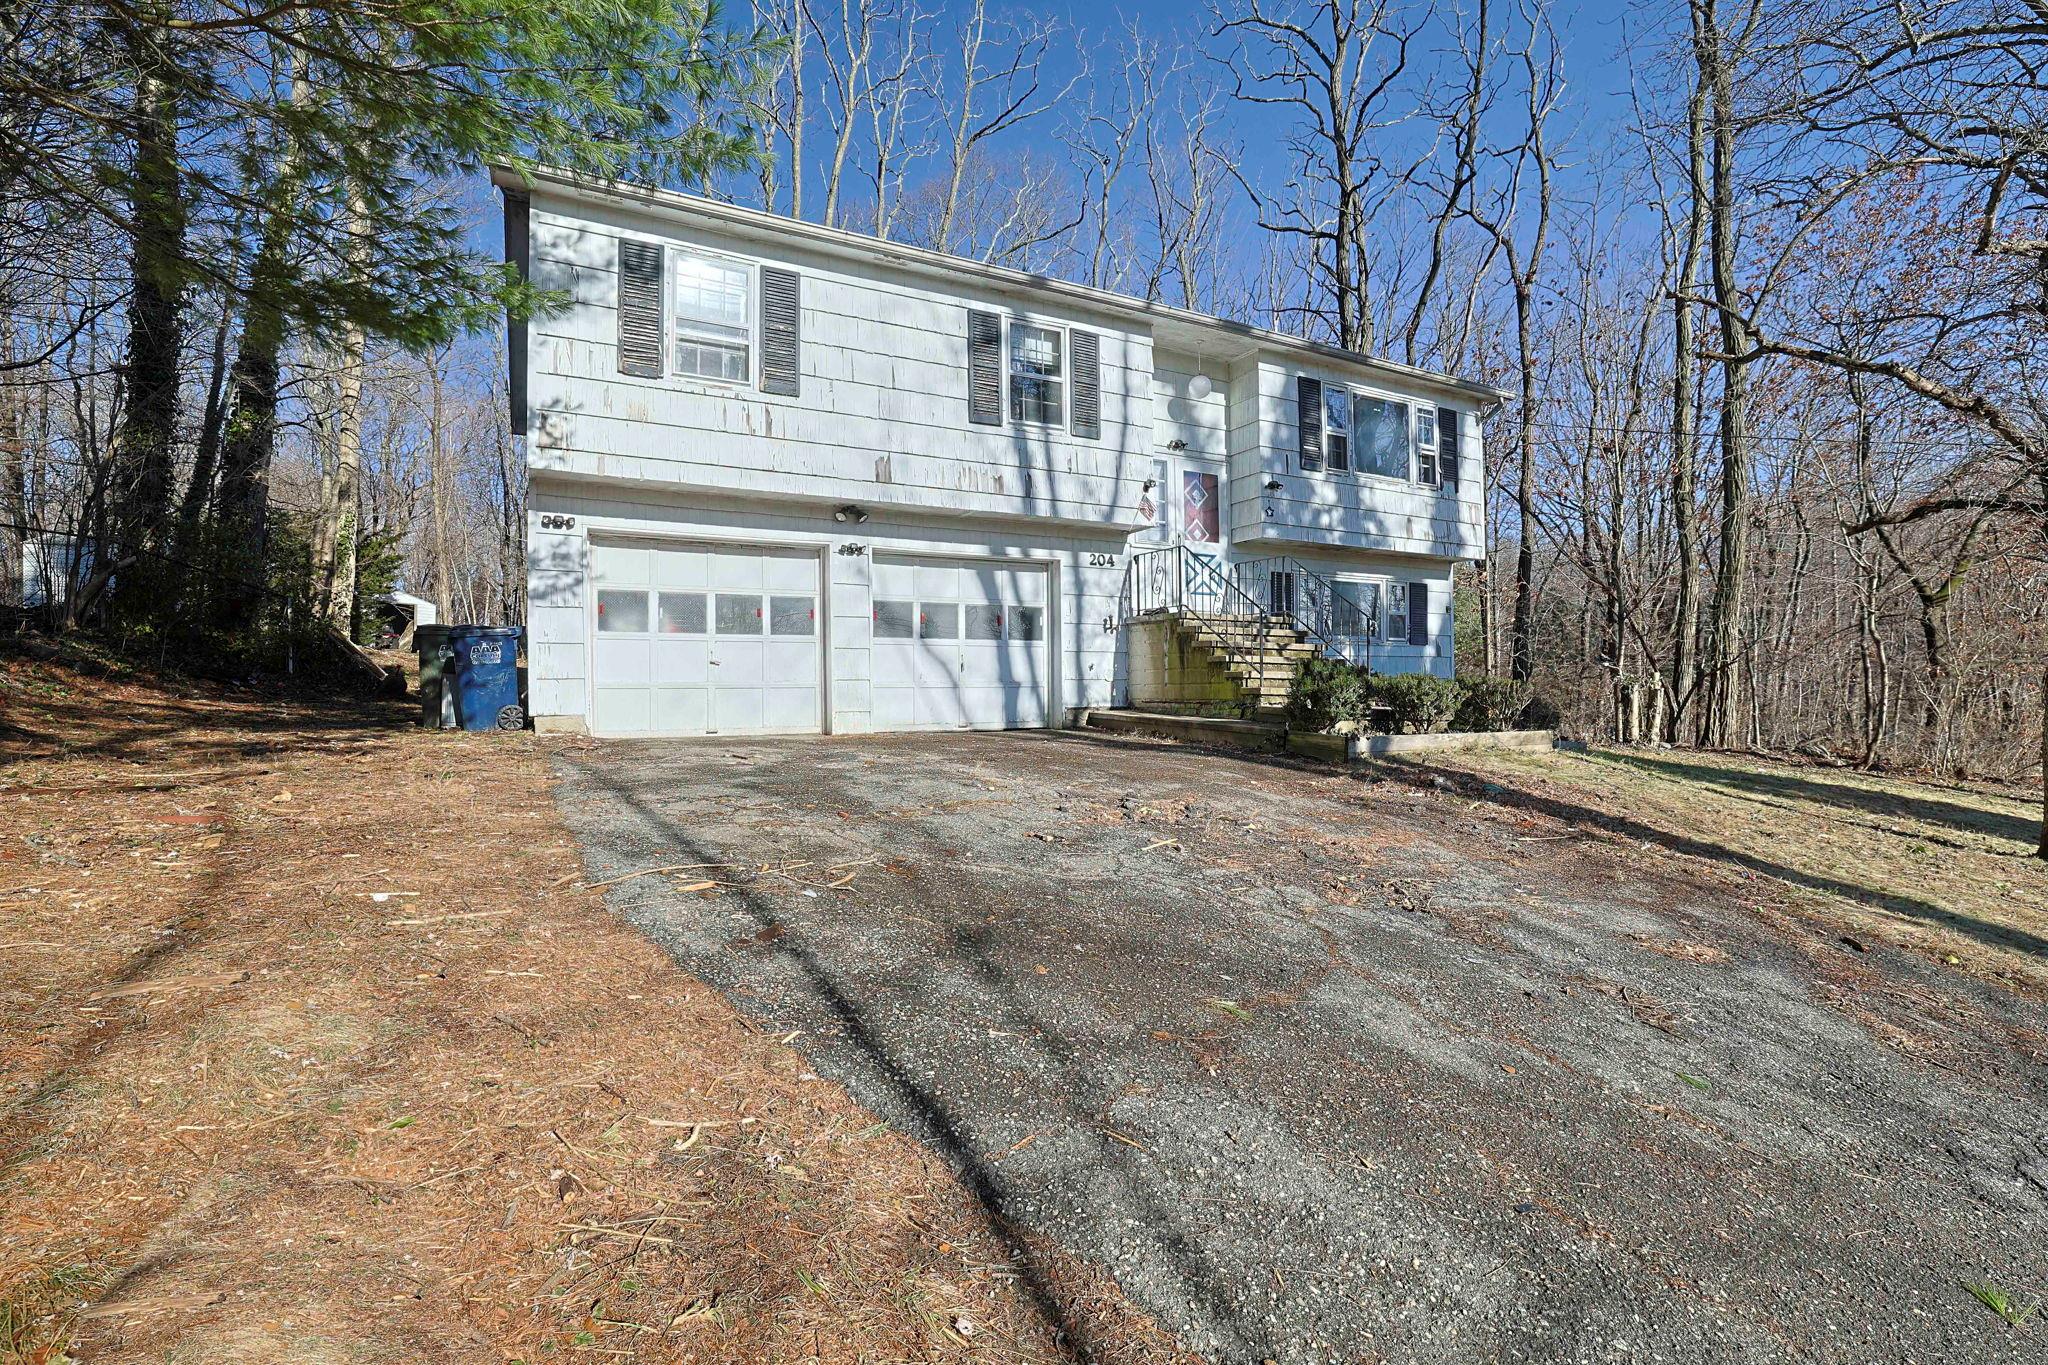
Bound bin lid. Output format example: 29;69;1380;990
447;624;523;640
415;624;452;650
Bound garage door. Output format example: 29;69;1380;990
590;539;821;736
871;555;1049;730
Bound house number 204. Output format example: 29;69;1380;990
1087;553;1118;567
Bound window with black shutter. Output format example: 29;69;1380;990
967;310;1003;425
1438;406;1460;490
1069;329;1101;439
1297;375;1323;472
616;239;665;378
759;266;800;396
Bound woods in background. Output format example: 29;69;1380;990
0;0;761;663
1;0;2042;848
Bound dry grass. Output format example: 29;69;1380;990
1419;742;2048;991
0;650;1191;1365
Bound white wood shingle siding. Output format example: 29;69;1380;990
527;196;1154;529
1228;362;1486;559
1151;350;1233;462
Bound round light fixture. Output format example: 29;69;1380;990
1188;374;1214;401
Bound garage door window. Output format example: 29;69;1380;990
716;594;763;634
658;592;707;634
874;600;914;638
598;589;648;633
770;595;815;636
1011;605;1043;641
964;604;1003;640
921;603;959;638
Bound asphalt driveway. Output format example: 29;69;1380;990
552;730;2047;1364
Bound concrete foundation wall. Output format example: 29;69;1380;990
1125;618;1244;714
1287;728;1557;763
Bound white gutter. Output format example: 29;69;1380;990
489;163;1515;409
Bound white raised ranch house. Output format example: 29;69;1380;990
493;166;1506;738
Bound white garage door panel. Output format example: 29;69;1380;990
871;555;1051;732
589;539;821;737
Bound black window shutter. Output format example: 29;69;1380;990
616;239;664;378
1297;375;1323;471
1438;406;1459;490
1408;582;1430;645
1070;329;1101;439
505;190;530;435
967;310;1003;425
760;266;801;396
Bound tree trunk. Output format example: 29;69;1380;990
175;306;233;563
427;351;458;621
212;58;309;628
934;0;985;253
0;311;23;608
313;321;366;627
311;176;370;629
109;59;186;618
1510;281;1537;683
1698;0;1753;749
1668;48;1708;744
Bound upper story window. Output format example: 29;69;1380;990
1324;389;1352;473
1009;323;1064;424
673;249;751;382
1300;374;1460;489
1414;406;1439;485
1352;395;1410;480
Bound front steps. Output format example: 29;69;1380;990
1124;611;1312;717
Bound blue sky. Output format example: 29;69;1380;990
461;0;1675;333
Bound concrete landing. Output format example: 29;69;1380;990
1078;708;1286;752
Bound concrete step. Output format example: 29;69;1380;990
1194;633;1314;657
1079;708;1285;752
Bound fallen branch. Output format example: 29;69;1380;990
581;862;734;890
385;908;516;926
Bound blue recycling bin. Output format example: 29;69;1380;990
447;625;525;732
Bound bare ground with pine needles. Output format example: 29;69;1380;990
0;649;1192;1365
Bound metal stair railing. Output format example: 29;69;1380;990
1120;545;1289;714
1231;554;1376;668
